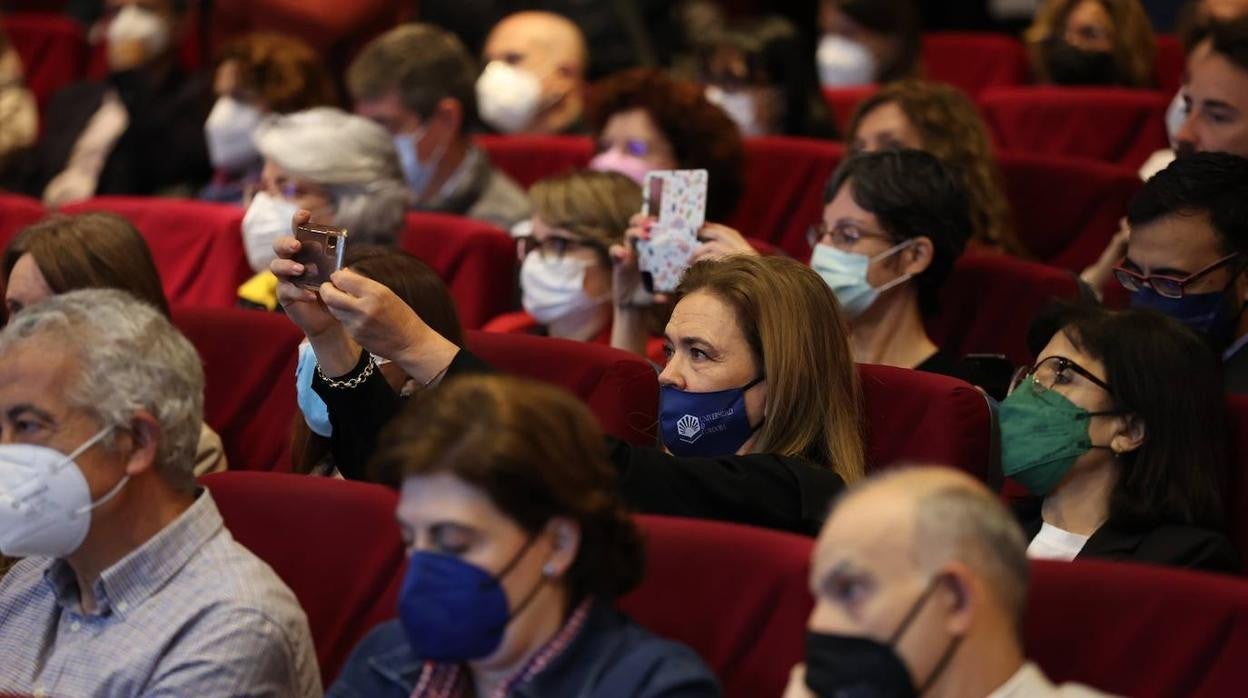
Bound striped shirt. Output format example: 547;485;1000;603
0;489;321;697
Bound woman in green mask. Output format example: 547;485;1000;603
1000;301;1238;573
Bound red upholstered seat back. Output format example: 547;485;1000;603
60;197;251;308
920;33;1030;96
474;134;594;189
929;253;1082;367
979;86;1170;169
464;330;658;446
857;364;994;481
618;515;813;698
0;193;45;252
821;86;879;133
398;212;517;330
1155;34;1185;96
1026;559;1248;697
201;472;404;687
730;137;845;258
172;307;302;471
998;154;1142;272
1;13;86;112
1224;395;1248;567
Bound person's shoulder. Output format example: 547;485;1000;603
329;620;418;698
470;164;532;228
0;556;54;608
576;606;720;697
1132;523;1240;573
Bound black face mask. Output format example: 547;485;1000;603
804;576;963;698
1042;40;1120;86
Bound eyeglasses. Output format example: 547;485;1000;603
517;235;605;262
1008;355;1115;398
806;220;895;249
1113;254;1240;299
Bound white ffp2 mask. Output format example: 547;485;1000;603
476;61;544;134
205;96;263;172
816;34;877;87
521;252;609;340
242;191;300;273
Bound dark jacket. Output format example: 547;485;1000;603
327;602;720;698
1013;498;1240;574
313;348;844;536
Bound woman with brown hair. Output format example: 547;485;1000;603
329;374;718;697
846;80;1023;255
1026;0;1158;88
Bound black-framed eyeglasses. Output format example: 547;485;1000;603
1008;355;1115;398
1113;253;1241;299
806;220;895;249
516;235;606;262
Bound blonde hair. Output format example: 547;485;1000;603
848;81;1024;256
1026;0;1157;88
529;170;642;250
676;256;866;484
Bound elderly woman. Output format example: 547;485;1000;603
237;107;411;310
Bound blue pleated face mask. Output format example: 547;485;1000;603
295;343;332;438
810;240;915;319
659;377;765;457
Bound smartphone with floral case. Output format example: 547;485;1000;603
636;169;708;294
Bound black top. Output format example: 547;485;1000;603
1012;498;1240;574
313;348;844;536
916;349;986;386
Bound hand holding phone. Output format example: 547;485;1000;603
636;169;708;294
291;224;348;290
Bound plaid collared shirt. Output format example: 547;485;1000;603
0;489;321;697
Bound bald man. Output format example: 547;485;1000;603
784;467;1114;698
477;11;588;135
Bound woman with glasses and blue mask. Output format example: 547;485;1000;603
329;374;719;697
1000;301;1237;572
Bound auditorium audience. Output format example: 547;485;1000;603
200;33;338;204
477;12;589;135
0;31;37;168
346;23;531;229
1003;302;1237;572
846;80;1023;255
1026;0;1157;87
27;0;212;206
329;374;719;697
237;107;409;310
785;467;1112;698
816;0;922;87
587;68;745;221
4;212;227;475
275;221;859;534
0;290;320;696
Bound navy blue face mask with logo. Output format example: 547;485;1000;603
660;377;765;457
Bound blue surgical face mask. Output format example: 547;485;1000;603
295;343;332;438
394;124;449;201
1130;285;1244;351
810;240;915;319
399;537;543;662
660;377;764;458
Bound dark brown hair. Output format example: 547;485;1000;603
372;374;646;605
215;33;338;114
588;68;745;221
346;23;477;132
4;213;170;318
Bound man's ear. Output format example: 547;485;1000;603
123;411;162;477
940;562;978;635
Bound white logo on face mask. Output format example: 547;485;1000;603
242;192;300;273
476;61;544;134
204;96;264;172
816;34;877;87
676;414;702;443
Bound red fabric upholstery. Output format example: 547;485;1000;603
465;330;658;446
1155;34;1185;96
929;253;1082;367
857;363;993;481
1224;395;1248;568
979;86;1170;169
618;515;813;698
201;472;404;687
1026;559;1248;696
60;196;252;308
398;212;517;330
821;86;879;133
480;311;668;366
920;33;1030;96
0;192;45;251
474;134;593;189
998;153;1142;272
730;137;845;258
172;307;302;472
1;13;86;111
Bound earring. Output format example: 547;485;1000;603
543;562;558;577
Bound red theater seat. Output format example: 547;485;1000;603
822;86;879;133
0;193;45;251
920;33;1030;96
619;515;813;698
172;307;302;472
475;134;593;189
464;330;658;446
201;472;404;687
930;253;1083;367
61;197;251;308
857;364;994;481
398;212;517;330
731;137;845;258
1026;559;1248;697
979;86;1170;169
1155;34;1185;96
998;154;1142;272
1;13;86;111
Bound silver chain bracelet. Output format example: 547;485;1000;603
317;356;376;390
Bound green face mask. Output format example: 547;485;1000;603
999;378;1118;495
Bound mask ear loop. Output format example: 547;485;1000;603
868;239;919;294
889;574;966;696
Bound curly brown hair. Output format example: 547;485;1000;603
847;81;1024;256
1025;0;1157;88
588;68;745;221
215;33;338;114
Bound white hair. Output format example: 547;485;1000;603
0;289;204;492
254;106;411;245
